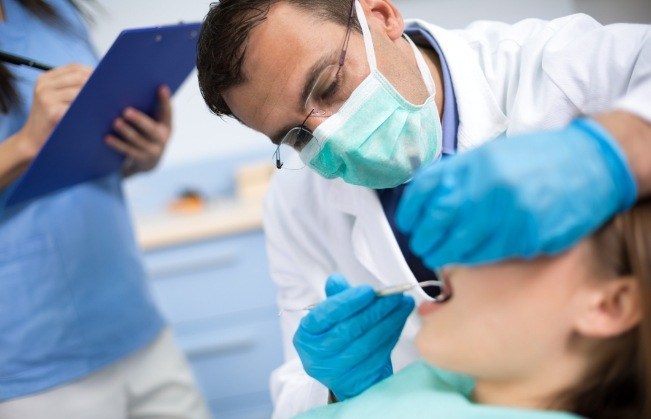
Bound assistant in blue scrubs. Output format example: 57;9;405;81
0;1;208;417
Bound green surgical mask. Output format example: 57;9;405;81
300;1;442;188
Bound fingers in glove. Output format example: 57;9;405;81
325;274;351;297
300;285;376;334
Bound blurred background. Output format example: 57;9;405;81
87;0;651;175
82;1;650;418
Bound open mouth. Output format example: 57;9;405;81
417;271;452;316
433;269;453;302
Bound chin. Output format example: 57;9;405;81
415;328;445;366
415;328;470;373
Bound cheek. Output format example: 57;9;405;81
415;284;574;378
415;302;495;372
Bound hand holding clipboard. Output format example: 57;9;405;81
0;50;173;183
0;63;92;181
2;22;201;207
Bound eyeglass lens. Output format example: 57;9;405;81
275;0;357;170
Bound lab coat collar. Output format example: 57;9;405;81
405;19;509;151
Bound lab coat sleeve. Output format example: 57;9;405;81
613;28;651;123
539;14;651;123
263;171;335;418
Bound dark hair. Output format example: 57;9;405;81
559;199;651;418
0;0;95;114
196;0;359;118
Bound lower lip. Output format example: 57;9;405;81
418;301;443;316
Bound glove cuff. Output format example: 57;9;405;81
572;118;638;211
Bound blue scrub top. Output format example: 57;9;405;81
0;0;164;400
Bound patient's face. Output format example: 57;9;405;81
416;242;595;382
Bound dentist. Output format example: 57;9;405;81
196;0;651;417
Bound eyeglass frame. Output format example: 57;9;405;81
274;0;357;170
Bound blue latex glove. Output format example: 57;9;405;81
396;118;637;267
293;274;415;401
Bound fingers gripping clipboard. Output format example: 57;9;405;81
4;22;201;207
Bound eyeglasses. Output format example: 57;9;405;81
274;0;357;170
273;110;315;169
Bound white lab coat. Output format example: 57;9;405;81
264;14;650;419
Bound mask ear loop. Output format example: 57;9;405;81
354;1;377;72
402;35;438;172
356;0;435;97
403;34;436;96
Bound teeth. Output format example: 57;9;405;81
434;269;453;302
436;290;452;302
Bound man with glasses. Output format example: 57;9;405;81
196;0;651;417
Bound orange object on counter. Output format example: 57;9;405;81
168;190;205;214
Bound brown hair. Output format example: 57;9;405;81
0;0;94;114
196;0;360;118
561;199;651;419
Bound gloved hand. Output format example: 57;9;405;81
396;118;637;267
293;274;415;401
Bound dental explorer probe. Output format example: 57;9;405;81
278;279;445;316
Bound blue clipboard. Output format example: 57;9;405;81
4;22;201;207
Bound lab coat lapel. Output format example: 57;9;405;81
327;179;417;289
324;21;509;292
406;20;509;151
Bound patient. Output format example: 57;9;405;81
297;200;651;418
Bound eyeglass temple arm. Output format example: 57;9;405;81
273;147;283;169
338;0;357;68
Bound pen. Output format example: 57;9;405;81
0;50;53;71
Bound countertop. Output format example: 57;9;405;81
134;198;264;250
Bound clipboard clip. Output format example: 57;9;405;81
176;21;198;39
